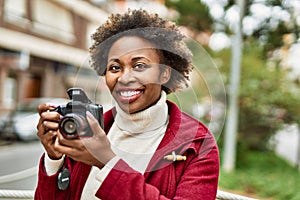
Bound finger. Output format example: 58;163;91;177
36;118;46;137
37;118;59;136
37;128;45;138
39;130;60;159
57;130;84;150
86;111;104;137
39;130;57;143
41;111;61;122
37;111;61;137
38;103;57;115
43;135;63;160
42;121;59;131
54;135;83;158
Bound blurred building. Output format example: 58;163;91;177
0;0;111;114
0;0;171;115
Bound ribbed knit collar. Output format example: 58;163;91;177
113;91;168;135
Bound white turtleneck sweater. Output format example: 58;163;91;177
44;91;169;199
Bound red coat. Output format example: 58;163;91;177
35;101;219;200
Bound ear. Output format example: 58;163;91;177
160;66;171;84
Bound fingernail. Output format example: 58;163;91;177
86;111;94;118
47;103;58;108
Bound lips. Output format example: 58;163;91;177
120;90;141;97
116;88;144;103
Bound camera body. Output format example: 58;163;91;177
54;88;103;139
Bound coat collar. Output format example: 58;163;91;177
145;101;212;171
103;100;215;174
157;100;210;150
103;100;211;155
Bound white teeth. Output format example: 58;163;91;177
120;90;141;97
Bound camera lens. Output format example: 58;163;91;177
59;114;86;139
63;120;76;135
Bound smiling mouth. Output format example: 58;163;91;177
120;90;142;97
117;89;143;103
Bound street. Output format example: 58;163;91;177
0;141;44;191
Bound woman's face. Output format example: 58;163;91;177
105;36;170;114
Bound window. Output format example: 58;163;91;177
31;0;75;44
3;0;30;28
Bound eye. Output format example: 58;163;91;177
133;63;148;71
107;64;121;72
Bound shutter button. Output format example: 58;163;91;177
57;168;70;190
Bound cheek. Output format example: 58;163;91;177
138;71;162;85
144;84;162;99
105;74;117;92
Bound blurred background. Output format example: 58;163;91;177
0;0;300;199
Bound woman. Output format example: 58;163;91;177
35;9;219;200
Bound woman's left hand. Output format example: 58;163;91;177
54;111;116;169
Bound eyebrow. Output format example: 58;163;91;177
108;58;120;63
108;56;151;63
132;57;149;62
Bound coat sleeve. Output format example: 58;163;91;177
96;159;169;200
96;137;219;200
34;153;71;200
35;153;93;200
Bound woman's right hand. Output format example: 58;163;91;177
36;103;63;160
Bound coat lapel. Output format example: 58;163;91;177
103;100;211;176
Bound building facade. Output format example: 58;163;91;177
0;0;110;114
0;0;172;115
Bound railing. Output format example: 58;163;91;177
0;167;258;200
217;190;258;200
0;189;258;200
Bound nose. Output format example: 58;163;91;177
117;69;135;84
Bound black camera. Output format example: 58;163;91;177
54;88;103;140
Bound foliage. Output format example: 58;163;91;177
247;1;299;54
218;150;300;200
212;40;300;150
165;0;213;31
200;0;300;54
165;0;300;151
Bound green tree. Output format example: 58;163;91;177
212;41;300;151
212;0;300;54
166;0;300;153
165;0;213;31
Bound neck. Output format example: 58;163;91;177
113;91;168;134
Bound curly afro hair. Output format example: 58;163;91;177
89;9;193;94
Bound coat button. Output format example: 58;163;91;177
57;168;70;190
